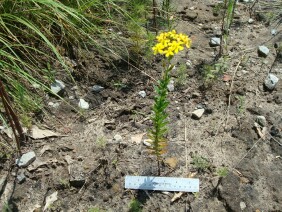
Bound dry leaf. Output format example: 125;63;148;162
164;157;178;169
131;133;146;144
222;74;232;82
254;122;266;140
29;125;59;139
0;126;13;138
171;192;183;203
40;145;52;156
27;159;59;172
43;191;58;211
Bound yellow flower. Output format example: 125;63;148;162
152;30;192;57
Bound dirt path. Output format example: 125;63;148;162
1;0;282;211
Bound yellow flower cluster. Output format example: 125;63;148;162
152;30;191;57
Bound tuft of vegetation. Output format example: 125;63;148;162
129;198;142;212
192;155;210;172
216;167;229;177
202;57;230;84
175;63;188;89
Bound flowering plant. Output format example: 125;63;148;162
148;30;191;175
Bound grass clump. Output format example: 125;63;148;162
129;198;142;212
216;167;229;177
192;155;210;172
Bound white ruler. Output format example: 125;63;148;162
125;176;199;192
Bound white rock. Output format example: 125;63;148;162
91;85;104;93
78;99;89;109
48;102;54;107
192;108;205;119
271;29;277;36
138;90;146;98
143;139;152;147
256;116;267;127
258;46;269;57
167;80;175;92
113;134;122;142
52;102;60;108
209;37;221;47
186;60;192;67
51;80;65;94
16;151;36;167
32;83;41;89
248;18;254;24
264;74;279;90
240;201;246;210
71;86;78;91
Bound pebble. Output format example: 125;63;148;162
138;91;146;98
264;74;279;90
113;134;123;142
271;29;277;36
240;201;246;210
186;60;192;68
78;99;89;109
273;93;282;104
143;139;152;147
32;83;41;89
258;46;269;57
51;80;65;95
209;37;221;47
17;172;26;184
71;86;78;91
167;80;175;92
192;108;205;119
248;18;254;24
91;85;104;93
16;151;36;167
256;116;267;127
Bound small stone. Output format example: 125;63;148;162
69;95;75;100
271;29;277;36
17;172;26;184
242;70;248;74
186;60;192;68
113;134;122;142
48;102;54;107
240;202;246;210
167;80;174;92
16;151;36;167
71;86;78;91
248;18;254;24
256;116;267;127
52;102;60;108
183;11;198;21
91;85;104;93
192;108;205;119
50;80;65;95
258;46;270;57
209;37;221;47
78;99;89;109
32;83;41;89
264;74;279;90
273;93;282;104
138;91;146;98
143;139;152;147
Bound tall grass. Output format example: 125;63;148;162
0;0;153;154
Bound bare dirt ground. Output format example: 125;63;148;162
1;0;282;211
